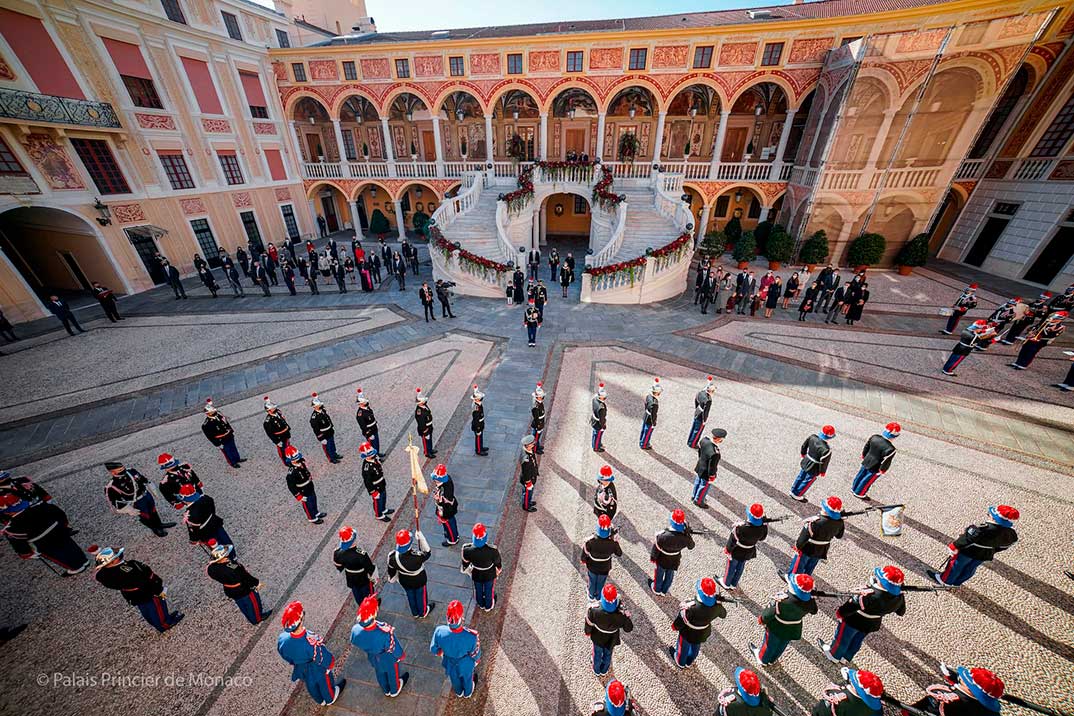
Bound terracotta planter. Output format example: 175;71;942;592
768;261;782;270
806;264;816;272
737;261;749;269
897;265;913;276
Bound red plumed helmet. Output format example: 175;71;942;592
607;680;626;707
826;496;843;511
434;463;447;477
598;514;612;529
671;508;686;524
473;523;487;539
881;565;905;585
857;671;884;696
969;283;979;290
281;601;303;629
284;445;299;458
822;425;836;437
699;577;717;597
339;526;355;542
446;599;464;624
997;505;1020;521
738;669;761;695
749;503;764;519
794;573;815;592
395;529;411;546
602;584;618;602
600;465;613;478
885;422;901;435
178;484;196;496
157;453;174;466
358;596;378;623
969;668;1004;699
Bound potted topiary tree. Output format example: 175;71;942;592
895;232;930;275
369;208;391;239
683;140;692;158
754;220;773;256
733;230;756;269
411;210;430;238
765;224;794;270
699;230;726;261
847;232;887;273
724;215;742;246
618;133;640;163
409;141;418;161
798;229;829;272
460;137;468;158
362;142;370;161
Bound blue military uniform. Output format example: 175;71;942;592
687;378;715;448
430;602;481;697
277;605;342;705
351;605;407;696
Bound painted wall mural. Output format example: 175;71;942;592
19;134;86;191
309;60;339;81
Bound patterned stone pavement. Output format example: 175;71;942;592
1;252;1071;716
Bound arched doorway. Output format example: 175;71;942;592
439;91;485;161
387;93;432;161
491;89;539;162
665;84;721;162
726;82;792;163
0;206;127;308
928;189;965;255
710;186;765;232
308;182;351;234
605;86;659;162
549;88;598;160
292;97;335;164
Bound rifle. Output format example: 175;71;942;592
762;515;792;524
901;584;950;594
687;526;716;536
770;701;793;716
938;664;1071;716
880;694;938;716
812;589;859;599
840;503;904;519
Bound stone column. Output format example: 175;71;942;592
596;112;607;161
652;111;667;163
484;113;494;162
380;117;397;177
865;110;898;169
531;208;540;249
308;199;319;235
697;204;712;242
350;200;363;235
757;206;770;223
709;111;730;179
431;115;445;177
394;199;407;239
770;108;796;180
290;122;306;169
539;113;548;160
539;202;547;245
331;119;351;177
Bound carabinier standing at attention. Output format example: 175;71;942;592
387;529;435;618
791;425;835;501
941;283;978;335
351;596;408;698
591;382;608;452
715;669;775;716
788;496;845;576
471;385;488;456
105;461;174;537
720;503;769;589
415;388;436;458
751;573;818;666
429;600;483;698
593;465;618;522
850;422;900;499
0;470;51;514
431;463;460;547
693;427;726;508
519;435;538;512
180;483;236;554
91;544;183;631
263;396;293;466
205;539;270;625
354;388;381;455
649;509;695;595
821;565;906;664
928;505;1019;587
284;446;326;525
461;523;502;611
670;577;727;668
2;493;88;575
201;399;243;468
585;583;634;676
361;441;393;523
639;378;661;450
277;601;346;706
590;680;637;716
309;393;343;464
334;525;377;606
157;452;202;510
811;669;885;716
582;514;622;600
530;382;547;454
911;665;1007;716
687;376;716;448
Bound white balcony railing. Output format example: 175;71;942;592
871;166;942;189
953;158;986;180
603;161;653;179
303;161;343;179
348;161;390;178
711;161;774;182
396;161;438;179
444;161;487;176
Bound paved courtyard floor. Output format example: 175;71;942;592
0;251;1071;716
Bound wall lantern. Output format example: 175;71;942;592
628;105;636;118
554;203;564;216
308;116;316;124
734;190;742;203
371;187;377;198
405;110;414;122
512;110;519;120
754;104;764;116
416;187;423;198
689;106;697;117
356;114;363;124
93;198;112;226
456;109;465;121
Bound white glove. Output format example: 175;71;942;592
415;531;430;552
119;505;140;517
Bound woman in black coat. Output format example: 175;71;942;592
512;269;525;305
782;272;800;309
845;283;869;325
764;278;782;318
198;266;219;298
798;281;819;321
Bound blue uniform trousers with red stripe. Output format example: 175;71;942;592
473;579;495;609
757;629;791;664
828;618;867;661
300;663;338;705
587;571;608;600
421;433;434;457
235;590;266;624
439;515;458;544
219;436;241;467
787;550;820;576
592;428;604;451
851;465;881;497
687;418;705;448
135;595;181;632
938;551;983;586
790;469;819;497
405;585;429;617
639;422;654;449
592;643;613;675
652;565;675;594
365;431;380;454
674;635;701;667
521;482;535;510
532;428;543;451
692;474;712;505
943;352;968;373
371;489;387;518
723;553;747;588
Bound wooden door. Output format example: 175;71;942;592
421;131;436;161
306;133;322;161
565;128;586;157
321;196;339;232
722;127;748;162
518;126;536;160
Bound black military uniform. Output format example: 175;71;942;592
717;687;776;716
94;555;182;631
263;409;292;463
952;521;1018;563
159;464;202;509
4;501;87;573
286;461;324;524
792;512;845;574
519;442;539;512
184;493;225;545
860;434;896;474
386;535;433;616
582;531;623;579
530;398;546;455
650;522;695;594
461;537;502;610
202;410;241;468
471;400;487;456
433;475;459;546
834;584;906;649
673;593;727;647
0;474;51;517
334;542;377;605
206;558;260;602
106;466;171;536
641;391;659;450
310;404;342;463
415;401;435;458
800;433;833;479
912;681;996;716
362;453;392;522
594;481;618;520
590;394;607;452
584;600;634;651
355;402;380;453
696;437;721;478
534;282;548;322
811;679;882;716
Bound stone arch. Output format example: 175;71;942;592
729;76;796;110
435;89;485;118
379;87;432;118
333;90;381;120
305;179;349;199
540;81;600;114
666;76;729;115
827;76;893;169
487;84;541;118
601;78;666;114
285;91;331;118
396;180;443;201
349;179;395;201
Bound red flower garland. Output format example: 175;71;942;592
432;228;509;274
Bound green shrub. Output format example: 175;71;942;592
369;209;391;237
732;230;756;263
724;215;742;244
411;210;430;237
847;232;887;267
798;230;829;265
765;225;794;263
896;232;930;267
699;230;726;259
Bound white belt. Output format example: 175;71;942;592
392;559;425;577
585;554;612;563
26;521;59;543
293;479;311;488
586;618;618;634
655;544;681;556
678;610;705;631
807;539;830;545
774;614;802;625
470;563;496;571
857;612;883;619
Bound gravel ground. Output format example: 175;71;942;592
480;346;1074;716
0;333;493;716
699;320;1074;427
0;309;401;424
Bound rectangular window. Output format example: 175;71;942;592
71;138;130;194
714;194;730;217
1031;94;1074;157
693;45;713;69
264;148;287;180
158;152;194;189
840;36;862;46
0;137;27;175
993;202;1020;216
628;48;647;70
573;196;588;214
189;219;220;261
239;71;268;119
395;59;409;78
276;29;290;48
222;12;242;41
0;9;84;99
161;0;186;24
507;53;523;75
343;61;357;80
180;56;224;114
761;42;784;66
291;63;306;82
566;51;583;72
240;210;264;251
341;129;357;161
217;152;244;185
449;56;465;76
281;205;300;240
121;76;163;109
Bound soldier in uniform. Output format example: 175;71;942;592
524;298;541;347
157;452;202;510
791;425;836;501
309;393;343;463
721;503;769;589
2;493;87;575
355;388;381;455
1010;311;1066;370
649;509;695;595
201;399;243;468
263;396;293;466
334;526;377;606
519;435;538;512
688;376;716;448
851;422;900;499
0;470;51;512
942;283;978;335
180;483;235;554
585;583;634;676
461;523;501;611
582;514;622;600
430;600;482;698
943;321;991;376
530;382;547;454
91;545;182;631
387;529;435;618
640;378;661;450
1000;292;1049;344
593;465;618;522
360;441;393;523
534;279;549;322
693;427;726;508
432;464;460;547
822;565;906;664
928;505;1019;587
752;573;818;665
591;383;608;452
716;669;775;716
788;496;846;576
670;577;727;668
277;601;346;706
471;385;488;456
415;388;436;458
912;666;1005;716
351;596;408;697
590;680;637;716
811;669;884;716
284;446;325;524
205;539;269;624
105;461;173;537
